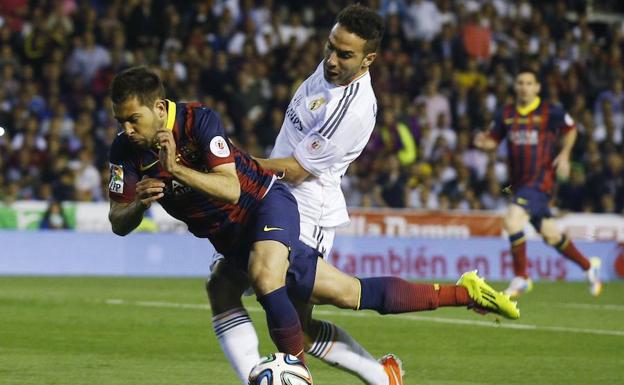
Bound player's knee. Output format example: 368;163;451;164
503;214;523;233
204;278;211;295
251;278;282;297
249;255;288;296
206;275;241;313
205;275;221;298
206;276;225;307
328;281;359;309
249;269;284;296
542;232;561;246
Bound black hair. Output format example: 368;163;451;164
336;4;384;54
110;66;165;106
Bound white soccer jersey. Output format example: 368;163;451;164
271;62;377;228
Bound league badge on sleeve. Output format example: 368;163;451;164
109;163;124;193
210;136;231;158
305;132;325;155
564;113;574;126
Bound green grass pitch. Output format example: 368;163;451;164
1;276;622;385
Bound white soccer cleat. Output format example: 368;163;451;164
587;257;603;297
504;276;533;298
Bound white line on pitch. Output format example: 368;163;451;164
552;303;624;311
104;299;624;337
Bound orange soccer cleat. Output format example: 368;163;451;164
380;354;404;385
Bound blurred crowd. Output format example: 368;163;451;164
0;0;623;214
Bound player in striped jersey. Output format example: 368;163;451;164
474;68;603;298
108;66;316;362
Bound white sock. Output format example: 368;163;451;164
307;321;389;385
212;308;261;384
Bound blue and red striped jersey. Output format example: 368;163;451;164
108;101;276;252
489;99;575;194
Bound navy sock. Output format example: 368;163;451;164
257;286;305;360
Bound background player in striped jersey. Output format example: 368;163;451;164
474;68;603;298
206;5;406;385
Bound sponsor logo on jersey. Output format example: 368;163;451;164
510;130;539;145
210;136;231;158
108;164;124;193
165;180;192;196
286;103;303;131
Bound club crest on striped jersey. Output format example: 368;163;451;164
210;136;230;158
308;97;326;111
179;143;200;162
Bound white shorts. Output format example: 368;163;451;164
299;222;335;259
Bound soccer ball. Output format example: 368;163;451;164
248;353;313;385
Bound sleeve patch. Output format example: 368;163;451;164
304;132;326;155
564;113;574;126
109;164;124;193
209;136;231;158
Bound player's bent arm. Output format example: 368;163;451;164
552;128;577;180
255;156;311;185
108;200;148;236
109;176;165;235
558;128;577;158
171;162;241;204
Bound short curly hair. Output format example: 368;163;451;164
111;66;165;107
336;4;385;54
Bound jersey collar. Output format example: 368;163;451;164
516;96;540;116
165;99;176;130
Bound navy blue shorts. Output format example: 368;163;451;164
249;181;301;248
512;186;552;230
229;182;319;302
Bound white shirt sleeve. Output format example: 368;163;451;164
293;110;366;177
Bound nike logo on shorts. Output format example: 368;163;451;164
263;225;284;232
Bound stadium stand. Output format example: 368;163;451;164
0;0;622;214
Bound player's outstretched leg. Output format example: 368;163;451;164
296;301;397;385
309;258;520;320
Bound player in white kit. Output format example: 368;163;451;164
207;5;403;385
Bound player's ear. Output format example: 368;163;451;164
154;99;166;120
362;52;376;69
